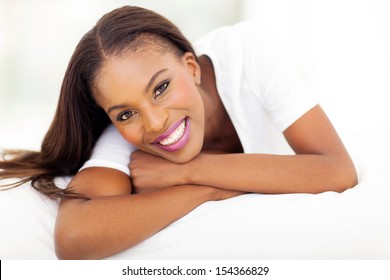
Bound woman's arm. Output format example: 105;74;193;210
130;105;357;194
54;167;240;259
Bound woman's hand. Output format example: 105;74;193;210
129;151;247;200
129;150;188;193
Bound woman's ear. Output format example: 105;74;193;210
182;52;201;86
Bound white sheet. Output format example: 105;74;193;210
1;173;389;260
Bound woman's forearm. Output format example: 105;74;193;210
55;185;229;259
186;153;357;194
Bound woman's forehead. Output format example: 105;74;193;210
100;49;178;81
94;50;181;102
109;33;180;59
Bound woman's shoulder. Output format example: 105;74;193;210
79;125;136;176
94;124;136;152
193;21;270;64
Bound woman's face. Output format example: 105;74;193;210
94;49;205;163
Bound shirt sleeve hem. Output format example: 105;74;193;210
277;101;319;132
79;160;130;176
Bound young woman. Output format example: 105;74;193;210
0;6;357;259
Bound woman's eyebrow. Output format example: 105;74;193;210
107;104;128;115
107;69;169;115
144;68;168;93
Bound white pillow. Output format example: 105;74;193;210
109;176;390;260
0;180;58;259
1;175;390;260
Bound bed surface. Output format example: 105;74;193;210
1;172;389;260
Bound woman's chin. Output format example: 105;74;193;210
161;152;195;164
160;145;202;164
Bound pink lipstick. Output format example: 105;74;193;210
152;117;190;152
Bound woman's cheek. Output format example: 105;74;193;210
169;72;198;102
169;82;200;108
119;127;142;147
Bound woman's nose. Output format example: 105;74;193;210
142;106;169;133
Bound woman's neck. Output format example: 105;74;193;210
198;55;243;153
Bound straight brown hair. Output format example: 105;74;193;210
0;6;196;199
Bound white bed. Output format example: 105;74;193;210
1;164;390;259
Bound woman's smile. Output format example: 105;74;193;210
152;117;190;152
95;49;205;163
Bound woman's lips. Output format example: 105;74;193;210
152;117;190;152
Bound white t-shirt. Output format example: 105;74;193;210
80;22;317;176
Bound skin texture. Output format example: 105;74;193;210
55;48;357;259
94;50;205;164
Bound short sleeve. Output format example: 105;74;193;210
79;125;136;176
243;22;318;131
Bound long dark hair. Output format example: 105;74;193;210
0;6;196;199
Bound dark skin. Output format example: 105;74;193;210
197;55;243;153
129;52;356;194
55;48;357;259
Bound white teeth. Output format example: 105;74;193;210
159;119;186;146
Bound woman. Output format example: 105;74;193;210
0;6;357;259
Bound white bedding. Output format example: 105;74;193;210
1;0;390;261
1;172;390;260
2;0;390;261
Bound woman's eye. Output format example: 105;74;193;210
155;81;169;97
116;111;135;122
